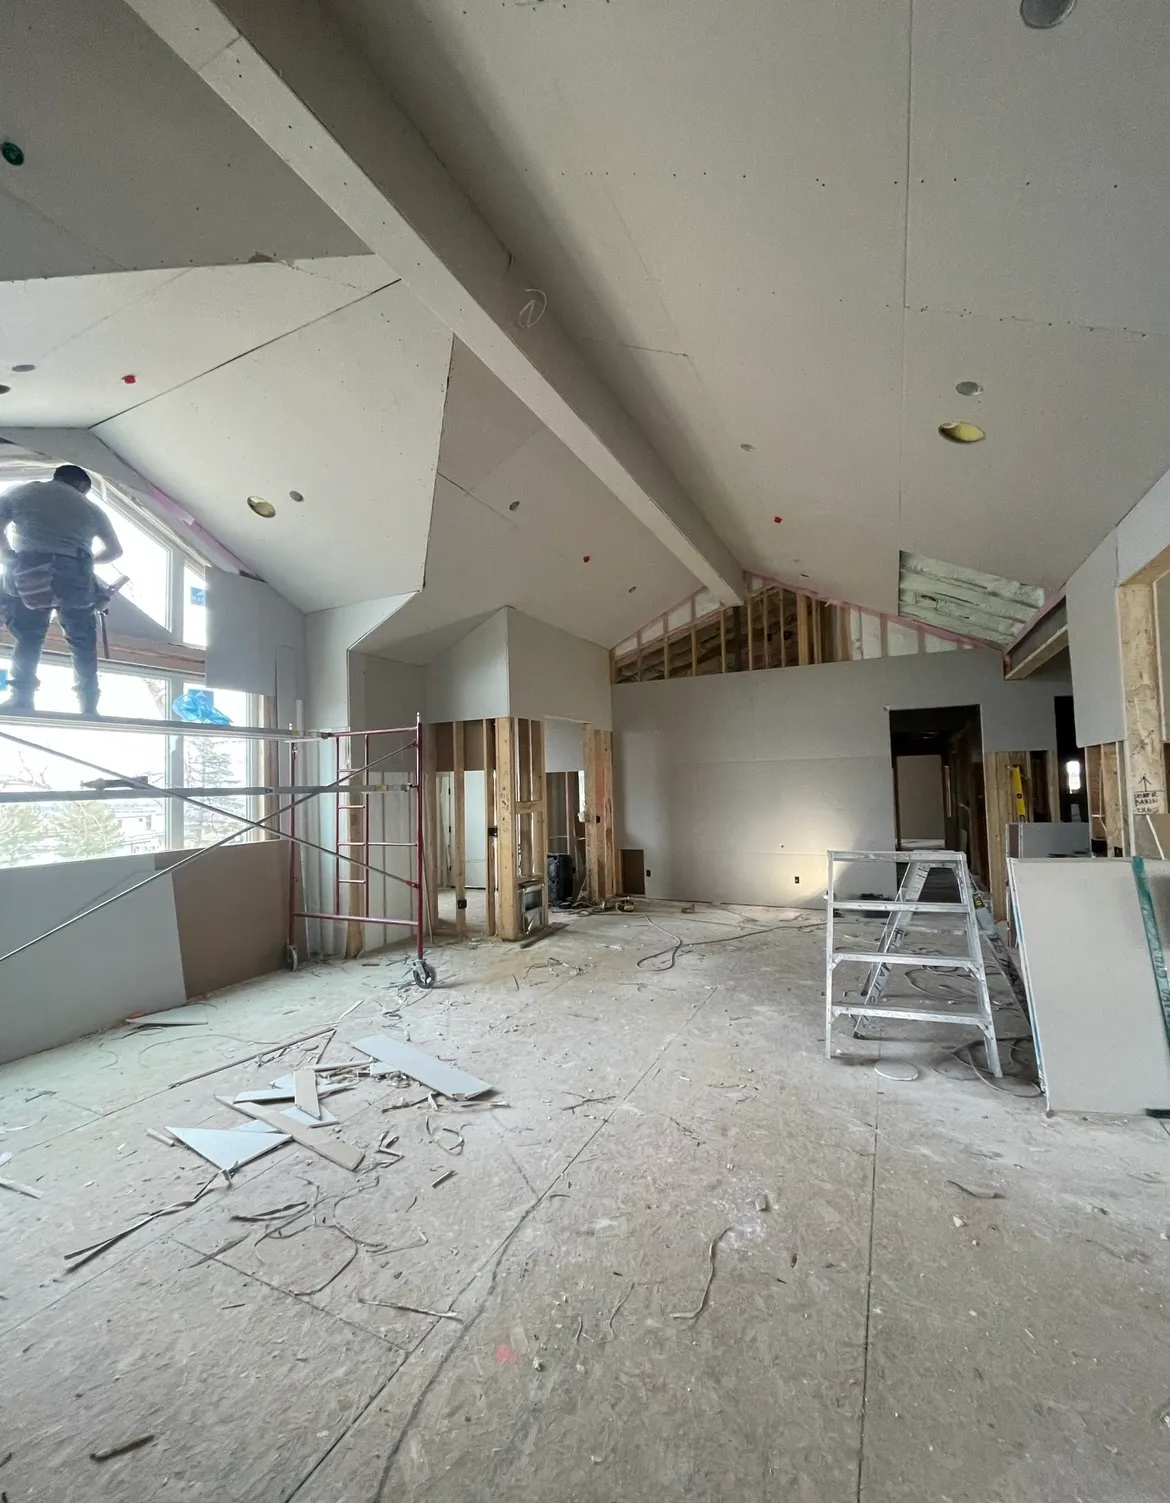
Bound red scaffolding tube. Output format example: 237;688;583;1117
287;716;427;974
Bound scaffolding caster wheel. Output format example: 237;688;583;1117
285;944;299;972
412;957;436;989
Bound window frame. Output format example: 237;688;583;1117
0;458;263;867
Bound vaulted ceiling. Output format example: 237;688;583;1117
325;0;1170;607
4;0;1170;645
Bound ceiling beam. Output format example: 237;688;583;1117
121;0;744;606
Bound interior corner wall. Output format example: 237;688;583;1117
206;568;306;720
304;594;412;730
504;608;612;728
612;650;1069;909
424;609;510;723
1065;534;1124;748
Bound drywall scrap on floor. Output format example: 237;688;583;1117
354;1036;492;1098
1010;857;1170;1113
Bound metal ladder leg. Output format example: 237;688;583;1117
860;856;930;1009
825;853;837;1059
957;857;1002;1077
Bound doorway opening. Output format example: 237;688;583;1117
889;704;986;895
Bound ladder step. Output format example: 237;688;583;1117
831;1003;987;1025
831;900;967;914
831;951;979;968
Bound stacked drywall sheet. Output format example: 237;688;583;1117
1009;857;1170;1113
1007;822;1092;859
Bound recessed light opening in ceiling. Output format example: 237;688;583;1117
0;385;10;396
955;380;983;397
939;420;986;444
289;490;304;503
247;496;277;518
740;442;755;452
11;364;35;373
1020;0;1076;28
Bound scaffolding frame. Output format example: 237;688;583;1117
287;724;426;968
0;715;430;981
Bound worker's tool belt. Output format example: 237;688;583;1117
0;550;109;616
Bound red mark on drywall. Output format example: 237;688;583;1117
494;1344;516;1365
583;555;591;563
121;374;137;384
773;516;783;524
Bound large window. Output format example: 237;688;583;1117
0;457;261;869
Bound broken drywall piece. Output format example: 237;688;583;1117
219;1098;364;1171
168;1123;289;1173
354;1035;492;1099
234;1079;346;1105
294;1067;321;1120
124;1006;209;1029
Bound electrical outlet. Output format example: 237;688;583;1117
794;875;800;884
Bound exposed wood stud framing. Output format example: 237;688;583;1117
496;717;519;941
1118;578;1166;856
483;718;497;938
452;720;466;939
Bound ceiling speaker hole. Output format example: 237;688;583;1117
939;421;986;444
1021;0;1076;27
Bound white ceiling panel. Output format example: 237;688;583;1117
435;341;542;495
97;285;452;611
901;309;1170;592
907;0;1170;335
321;0;1170;604
362;475;696;661
0;257;396;426
0;0;364;282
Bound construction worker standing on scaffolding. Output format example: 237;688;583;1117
0;466;122;716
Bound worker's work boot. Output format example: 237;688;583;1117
0;693;35;715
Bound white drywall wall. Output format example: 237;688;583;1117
505;609;612;728
1065;534;1124;748
1116;466;1170;584
0;856;185;1063
546;717;586;773
895;755;945;842
1010;857;1170;1113
613;651;1069;907
206;569;306;701
305;595;411;730
425;610;510;723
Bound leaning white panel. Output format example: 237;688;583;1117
1010;857;1170;1113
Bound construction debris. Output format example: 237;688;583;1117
293;1068;321;1120
124;1006;208;1030
65;1178;220;1272
89;1435;154;1463
0;1174;41;1200
946;1180;1006;1200
431;1169;456;1189
354;1035;492;1100
218;1098;364;1172
670;1227;732;1322
167;1122;290;1174
358;1298;463;1321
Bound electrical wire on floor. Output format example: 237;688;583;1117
636;911;822;972
930;1036;1042;1097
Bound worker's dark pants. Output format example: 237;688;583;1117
6;554;100;711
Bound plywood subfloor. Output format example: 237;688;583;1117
2;904;1169;1501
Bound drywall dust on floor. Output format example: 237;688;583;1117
1;905;1168;1501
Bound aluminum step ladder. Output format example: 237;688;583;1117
825;849;1002;1075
